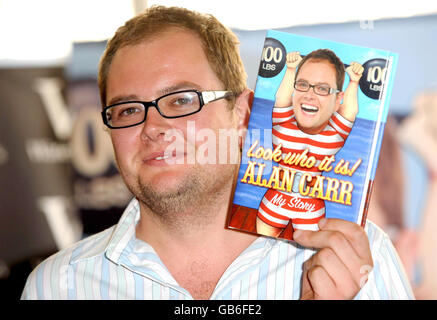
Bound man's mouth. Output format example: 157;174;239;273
301;104;319;114
143;150;186;165
153;155;170;161
144;152;168;162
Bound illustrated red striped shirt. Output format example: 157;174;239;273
257;106;354;232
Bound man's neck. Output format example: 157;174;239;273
135;190;258;299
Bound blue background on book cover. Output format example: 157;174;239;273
233;30;398;223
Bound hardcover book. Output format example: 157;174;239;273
228;30;398;241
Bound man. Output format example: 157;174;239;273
21;6;413;300
257;50;364;236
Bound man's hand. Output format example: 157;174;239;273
346;62;364;83
286;51;302;69
293;218;373;300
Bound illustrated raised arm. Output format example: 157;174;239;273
275;51;302;108
338;62;364;122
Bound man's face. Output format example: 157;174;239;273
105;29;247;217
292;59;343;134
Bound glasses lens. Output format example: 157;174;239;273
158;91;200;117
314;85;331;96
106;102;145;128
295;81;309;92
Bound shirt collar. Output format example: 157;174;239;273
105;198;141;264
70;198;183;289
70;197;140;264
106;198;185;290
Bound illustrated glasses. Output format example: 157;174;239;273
294;80;340;96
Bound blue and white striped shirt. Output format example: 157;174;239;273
21;198;414;300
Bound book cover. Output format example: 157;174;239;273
228;30;399;241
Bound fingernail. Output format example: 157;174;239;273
318;218;327;229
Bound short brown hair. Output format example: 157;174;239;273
98;5;247;107
295;49;345;91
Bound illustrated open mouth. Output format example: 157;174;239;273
301;104;319;114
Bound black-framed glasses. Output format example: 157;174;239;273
294;80;340;96
101;90;234;129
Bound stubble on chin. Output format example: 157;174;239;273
133;164;237;231
137;173;201;218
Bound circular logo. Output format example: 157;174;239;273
359;58;389;100
258;38;286;78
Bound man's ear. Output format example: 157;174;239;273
335;91;344;112
234;88;254;131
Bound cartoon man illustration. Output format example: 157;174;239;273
256;49;364;238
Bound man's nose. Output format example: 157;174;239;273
303;87;317;99
140;106;170;142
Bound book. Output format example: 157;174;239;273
228;30;399;241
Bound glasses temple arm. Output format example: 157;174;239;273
201;91;234;104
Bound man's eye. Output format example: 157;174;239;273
175;97;193;105
296;82;308;89
119;106;141;117
170;97;195;107
317;86;330;94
